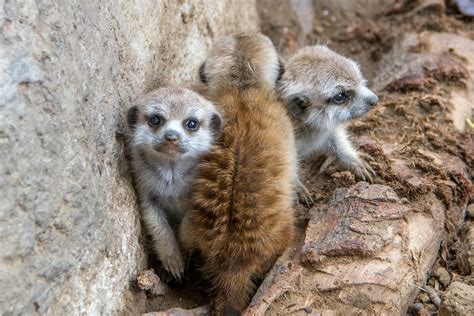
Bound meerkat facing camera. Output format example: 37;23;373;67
279;45;379;182
127;87;221;281
180;33;296;315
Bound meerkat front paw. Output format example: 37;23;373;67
350;153;376;183
160;249;185;282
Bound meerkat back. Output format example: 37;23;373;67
179;33;296;315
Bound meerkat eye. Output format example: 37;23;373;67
148;115;162;127
185;118;199;131
332;92;349;104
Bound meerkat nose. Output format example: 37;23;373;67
367;94;379;107
165;131;180;143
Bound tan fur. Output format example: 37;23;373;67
199;33;282;94
180;34;296;315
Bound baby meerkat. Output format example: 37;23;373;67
127;87;221;281
279;45;379;181
180;33;296;315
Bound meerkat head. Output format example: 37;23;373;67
127;87;222;161
279;45;378;131
198;33;284;93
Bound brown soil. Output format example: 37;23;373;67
140;1;473;314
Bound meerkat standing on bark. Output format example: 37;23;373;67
278;45;379;181
179;33;297;315
127;87;222;281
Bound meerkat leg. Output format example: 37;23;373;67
178;214;196;269
141;199;185;281
329;127;376;182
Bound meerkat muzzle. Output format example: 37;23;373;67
164;131;180;144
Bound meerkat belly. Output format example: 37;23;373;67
156;168;193;223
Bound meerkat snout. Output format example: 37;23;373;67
364;88;379;107
164;130;180;143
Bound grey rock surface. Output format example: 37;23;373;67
0;0;258;314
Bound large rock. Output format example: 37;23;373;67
0;1;258;314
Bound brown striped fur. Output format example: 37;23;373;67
180;34;296;315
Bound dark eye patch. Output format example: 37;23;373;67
199;62;207;84
184;118;200;131
148;114;163;127
330;90;352;105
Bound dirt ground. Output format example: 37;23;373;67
139;1;473;315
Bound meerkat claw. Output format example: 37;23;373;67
295;177;313;205
298;185;314;205
359;152;375;161
162;254;185;281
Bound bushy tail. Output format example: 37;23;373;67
210;267;256;316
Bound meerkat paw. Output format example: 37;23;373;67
160;251;185;282
296;181;314;205
351;155;376;183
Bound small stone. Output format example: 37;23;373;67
136;269;169;297
181;3;192;23
467;204;474;219
408;303;423;314
419;292;430;304
433;266;451;288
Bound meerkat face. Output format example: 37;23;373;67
279;45;378;130
198;33;284;92
128;87;222;160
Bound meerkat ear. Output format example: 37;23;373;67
199;62;208;84
287;94;310;117
127;106;139;129
210;113;222;137
277;59;285;82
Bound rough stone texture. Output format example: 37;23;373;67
439;281;474;315
0;1;258;314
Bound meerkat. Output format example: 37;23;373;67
278;45;379;182
127;87;222;281
179;33;296;315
